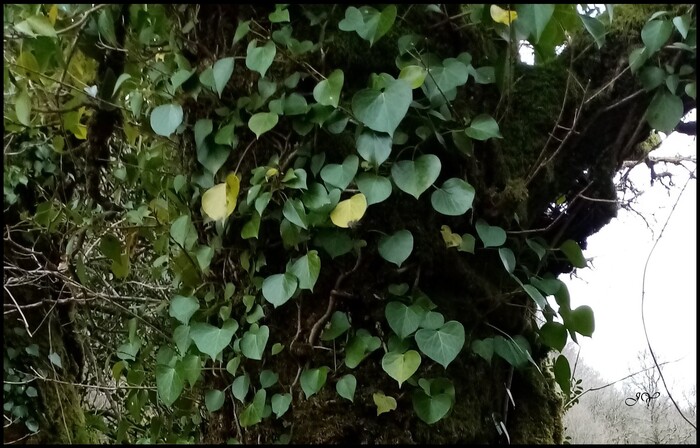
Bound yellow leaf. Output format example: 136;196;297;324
440;225;462;248
48;5;58;25
490;5;517;25
373;392;397;416
265;167;279;180
330;193;367;228
201;173;240;221
72;124;87;140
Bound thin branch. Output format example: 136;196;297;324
640;170;697;430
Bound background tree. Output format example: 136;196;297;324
3;4;696;444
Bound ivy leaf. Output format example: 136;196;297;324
493;335;534;369
271;393;292;418
330;193;367;228
97;9;117;45
641;18;673;54
412;389;453;424
156;362;185;407
523;284;547;309
352;78;412;136
385;301;424;339
458;233;476;254
345;329;381;368
300;367;329;399
336;374;357;402
320;154;359;191
313;229;354;259
645;90;683;134
565;305;595;337
190;320;239;360
373;392;397;416
579;14;606;49
248;112;279;139
313;69;344;108
471;338;494;364
283;198;309;229
498;248;516;274
170;215;198;251
559;239;587;268
356;174;392;206
321;311;351;341
672;14;691;39
391;154;441;199
356;130;392;167
475;219;506;248
262;273;298;308
48;352;62;369
246;40;276;78
15;90;31;126
169;295;199;325
382;350;421;387
526;238;547;260
414;321;465;368
232;374;250;402
553;355;571;396
539;322;567;351
239;389;266;428
378;230;414;268
201;173;240;221
339;6;397;47
212;57;235;98
289;251;321;291
205;389;225;412
430;178;475;216
150;104;183;137
490;5;518;25
399;65;428;89
465;114;502;140
240;324;270;360
515;4;554;44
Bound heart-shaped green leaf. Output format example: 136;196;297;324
300;366;329;399
190;320;239;360
475;219;506;248
197;140;230;176
336;374;357;402
352;78;412;136
288;251;321;291
320;155;359;191
239;389;266;428
321;311;351;341
515;4;555;44
150;104;183;137
471;338;494;364
339;6;397;47
565;305;595;337
313;229;353;259
240;324;269;360
430;178;475;216
181;354;201;387
212;57;234;98
156;362;185;407
173;325;191;354
345;329;381;368
414;321;465;368
356;173;392;206
493;335;533;369
523;284;547;309
271;393;292;418
262;273;298;308
641;18;673;54
205;389;225;412
260;369;278;388
399;65;428;89
313;69;344;108
412;389;453;424
385;301;423;339
378;230;414;268
246;40;276;77
381;350;421;387
356;130;392;166
465;114;502;140
553;355;571;396
283;198;308;229
232;374;250;402
498;248;516;274
539;322;567;351
169;295;199;325
15;90;31;126
391;154;441;199
559;239;587;268
645;89;683;135
419;311;445;330
248;112;279;139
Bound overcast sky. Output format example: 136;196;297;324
563;115;696;400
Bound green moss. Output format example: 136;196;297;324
508;364;565;443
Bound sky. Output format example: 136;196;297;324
562;115;696;400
